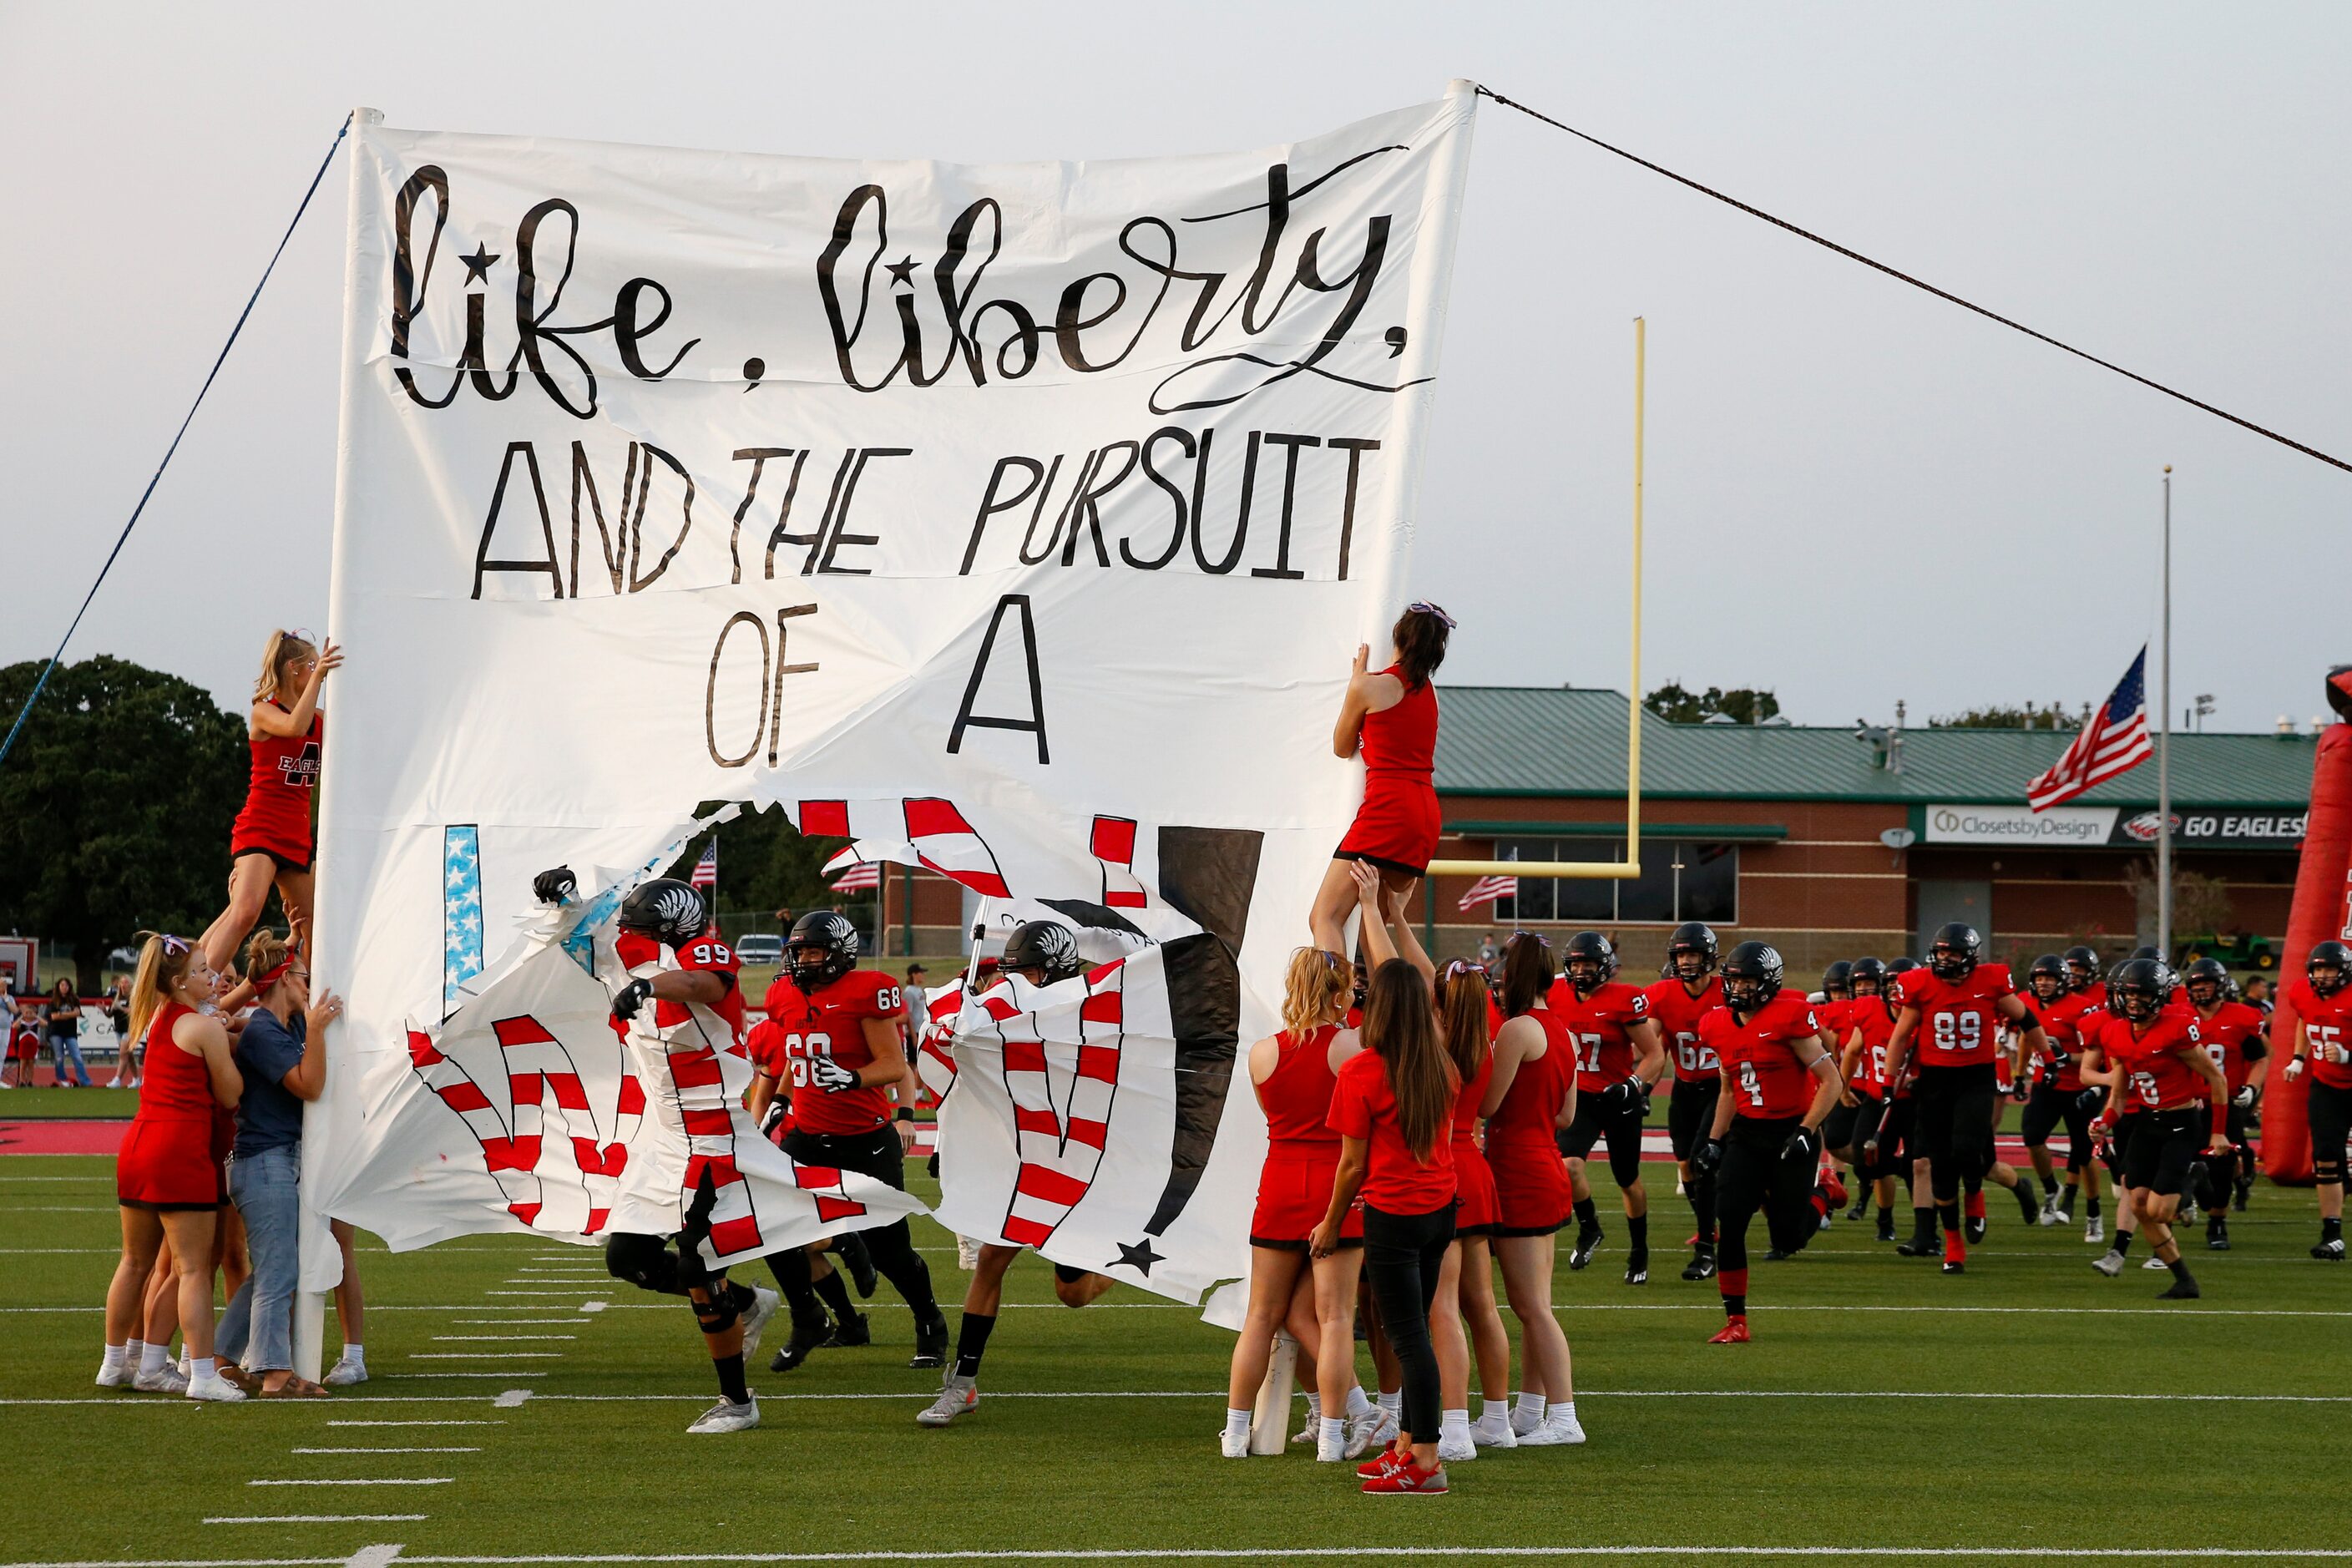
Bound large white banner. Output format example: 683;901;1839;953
305;88;1479;1293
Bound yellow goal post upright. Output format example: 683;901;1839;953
1427;316;1645;885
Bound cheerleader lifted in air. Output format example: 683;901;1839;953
1310;603;1453;958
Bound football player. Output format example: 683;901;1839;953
2279;939;2352;1262
1644;923;1725;1280
2083;958;2229;1298
1691;943;1844;1343
1881;923;2049;1274
2182;957;2267;1247
1549;933;1666;1282
919;921;1116;1428
742;1018;879;1357
2016;955;2102;1231
753;910;949;1370
1838;959;1909;1242
534;869;780;1435
1814;962;1861;1217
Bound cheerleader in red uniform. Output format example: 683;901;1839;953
199;630;341;969
97;934;245;1401
1429;957;1515;1462
1310;604;1453;956
1479;933;1585;1446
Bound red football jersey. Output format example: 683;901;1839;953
616;931;745;1046
1893;963;2016;1069
2193;1001;2267;1095
1545;979;1651;1091
1644;976;1725;1085
1844;996;1906;1099
766;968;906;1135
1702;992;1824;1120
2028;991;2094;1092
2286;978;2352;1090
2095;1012;2211;1115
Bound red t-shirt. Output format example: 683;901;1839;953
2095;1012;2214;1120
765;968;906;1135
2286;978;2352;1090
1327;1048;1456;1216
1701;992;1823;1120
1893;963;2016;1069
1844;996;1905;1100
1644;976;1724;1084
2193;1001;2267;1095
1544;979;1651;1091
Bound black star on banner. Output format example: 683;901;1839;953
461;243;499;284
1111;1238;1164;1275
885;255;918;286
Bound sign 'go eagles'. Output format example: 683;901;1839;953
303;88;1479;1299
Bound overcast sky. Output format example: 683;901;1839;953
2;3;2344;731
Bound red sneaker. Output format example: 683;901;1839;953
1361;1458;1449;1494
1942;1232;1966;1274
1357;1446;1403;1479
1707;1314;1750;1344
1818;1169;1849;1208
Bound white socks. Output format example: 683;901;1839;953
1345;1385;1373;1419
1377;1390;1403;1418
1223;1408;1250;1439
138;1342;169;1378
1482;1396;1514;1424
341;1343;366;1368
1302;1392;1322;1423
1516;1390;1545;1419
99;1344;126;1375
1219;1406;1252;1458
1318;1415;1346;1459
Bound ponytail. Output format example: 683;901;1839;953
1436;959;1492;1086
1362;959;1453;1163
1279;946;1353;1039
255;629;316;703
1500;932;1553;1017
127;933;198;1055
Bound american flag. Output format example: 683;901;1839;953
830;860;883;893
1458;874;1518;912
689;841;717;892
2026;647;2153;812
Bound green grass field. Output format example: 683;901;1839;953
2;1152;2344;1566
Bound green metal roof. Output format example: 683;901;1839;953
1433;686;2320;807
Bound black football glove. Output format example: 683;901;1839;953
1691;1138;1725;1177
2009;1079;2031;1104
758;1101;788;1136
1780;1125;1820;1166
533;865;578;905
807;1057;859;1093
2075;1086;2107;1113
610;978;655;1022
1600;1077;1642;1115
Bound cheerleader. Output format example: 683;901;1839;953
96;934;245;1401
1479;933;1585;1446
198;630;340;968
1309;604;1453;956
1429;957;1515;1461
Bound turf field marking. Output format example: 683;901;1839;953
449;1320;589;1327
328;1421;503;1427
392;1372;547;1379
200;1516;427;1526
43;1545;2352;1561
247;1480;452;1489
429;1335;577;1342
291;1448;479;1454
347;1546;405;1568
579;1302;607;1313
492;1390;533;1408
407;1353;562;1360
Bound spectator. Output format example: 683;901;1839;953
2242;974;2273;1016
6;994;39;1087
903;964;929;1044
215;929;341;1396
1477;933;1499;965
46;978;91;1087
108;976;138;1087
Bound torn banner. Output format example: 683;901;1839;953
306;89;1477;1292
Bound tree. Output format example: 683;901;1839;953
0;657;249;989
679;802;853;929
1927;702;2089;731
1645;682;1781;726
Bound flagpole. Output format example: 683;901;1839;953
2158;466;2173;959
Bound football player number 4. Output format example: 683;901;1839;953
784;1031;836;1088
1930;1010;1980;1055
1737;1059;1763;1110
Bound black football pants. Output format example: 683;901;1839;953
777;1125;940;1322
1913;1063;1998;1206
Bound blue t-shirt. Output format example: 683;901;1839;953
233;1009;308;1156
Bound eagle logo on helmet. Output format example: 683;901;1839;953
1003;920;1082;984
618;878;707;948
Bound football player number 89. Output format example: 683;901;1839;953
785;1030;835;1088
1930;1011;1980;1054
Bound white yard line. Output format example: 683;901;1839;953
430;1336;577;1343
247;1480;453;1489
290;1449;480;1455
407;1353;561;1360
42;1545;2352;1564
327;1420;503;1428
199;1516;428;1527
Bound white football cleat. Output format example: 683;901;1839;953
1469;1410;1519;1449
918;1373;979;1427
323;1355;369;1388
737;1287;781;1361
2083;1216;2105;1245
686;1397;760;1434
2142;1256;2170;1271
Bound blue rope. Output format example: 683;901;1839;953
0;111;355;771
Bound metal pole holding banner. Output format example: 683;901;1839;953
2158;466;2173;957
1430;316;1644;882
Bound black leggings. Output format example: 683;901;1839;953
1362;1201;1455;1442
1913;1063;1998;1205
778;1126;940;1321
1669;1078;1721;1241
1714;1116;1819;1273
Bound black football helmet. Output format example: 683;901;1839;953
1820;960;1854;1001
2309;940;2352;999
2107;957;2173;1023
1002;920;1083;984
1662;921;1719;981
786;910;861;991
2026;953;2070;1004
1849;957;1887;997
2129;945;2164;963
618;878;708;948
1927;923;1982;982
1720;941;1786;1014
1887;956;1920;976
2062;945;2103;992
1562;931;1617;994
2183;956;2231;1009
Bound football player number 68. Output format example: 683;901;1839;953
784;1030;836;1088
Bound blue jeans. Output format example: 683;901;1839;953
48;1032;89;1086
220;1146;301;1372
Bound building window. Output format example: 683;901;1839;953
1490;838;1739;927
